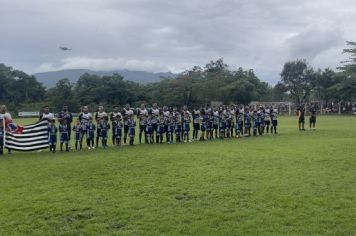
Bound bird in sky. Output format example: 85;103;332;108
59;46;72;51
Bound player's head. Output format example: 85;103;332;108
113;106;119;112
43;105;50;113
62;104;68;111
141;103;146;109
83;106;89;113
0;105;7;113
98;105;104;112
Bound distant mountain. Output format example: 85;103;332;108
33;69;176;88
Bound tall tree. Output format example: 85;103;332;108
280;59;316;105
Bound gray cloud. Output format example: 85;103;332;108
1;0;355;84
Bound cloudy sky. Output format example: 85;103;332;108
1;0;355;84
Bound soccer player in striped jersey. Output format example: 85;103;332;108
167;113;175;144
258;107;265;136
110;106;122;145
86;118;96;150
122;104;133;144
99;117;110;148
114;115;123;146
174;111;182;143
78;106;92;147
162;106;170;142
127;114;136;146
72;120;82;151
207;111;214;140
146;114;154;144
219;113;226;140
48;119;57;153
183;111;191;143
151;103;160;143
213;108;220;139
59;119;70;152
157;114;165;144
252;109;259;136
137;104;148;144
95;106;108;148
235;107;244;138
244;107;252;137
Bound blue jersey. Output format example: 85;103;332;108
48;125;57;145
58;111;73;125
183;116;191;133
86;123;96;139
146;120;153;135
127;119;136;137
59;124;69;142
72;124;82;141
99;121;110;139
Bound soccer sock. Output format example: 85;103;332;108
66;144;69;151
60;143;63;151
96;136;99;147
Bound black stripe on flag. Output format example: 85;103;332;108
5;120;49;152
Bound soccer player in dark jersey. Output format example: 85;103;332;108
271;108;278;134
309;106;317;130
298;105;306;131
58;105;73;141
200;109;207;141
192;107;200;141
264;106;271;133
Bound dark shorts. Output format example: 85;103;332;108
140;125;147;132
299;117;305;123
213;124;219;130
124;125;129;134
310;116;316;124
265;120;270;126
272;120;278;126
193;123;200;131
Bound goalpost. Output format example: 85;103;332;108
250;101;293;116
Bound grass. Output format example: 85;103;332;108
0;116;355;235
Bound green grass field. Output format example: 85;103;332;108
0;116;355;235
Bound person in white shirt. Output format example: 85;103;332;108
39;105;55;121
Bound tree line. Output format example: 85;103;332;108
1;42;355;113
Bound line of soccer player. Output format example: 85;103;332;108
44;103;278;153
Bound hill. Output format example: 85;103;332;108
33;69;176;88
